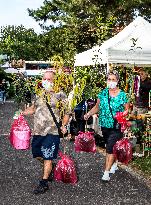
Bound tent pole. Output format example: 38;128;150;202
73;66;76;86
107;62;110;72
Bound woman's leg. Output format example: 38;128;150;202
105;154;115;171
102;129;121;181
102;153;115;181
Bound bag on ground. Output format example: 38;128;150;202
113;138;132;165
54;151;77;184
74;131;96;153
9;115;31;150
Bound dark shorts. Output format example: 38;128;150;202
101;127;123;154
32;134;60;160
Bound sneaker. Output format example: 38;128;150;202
110;163;119;174
133;152;140;157
33;180;49;195
101;171;110;182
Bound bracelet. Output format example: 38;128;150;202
88;111;92;116
62;125;67;128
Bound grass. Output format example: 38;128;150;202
130;156;151;178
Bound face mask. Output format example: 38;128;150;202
107;81;117;89
42;80;53;90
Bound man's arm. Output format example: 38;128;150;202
62;114;70;126
22;104;36;115
60;114;70;134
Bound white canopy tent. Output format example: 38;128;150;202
74;16;151;67
4;68;45;76
4;68;20;74
1;62;10;68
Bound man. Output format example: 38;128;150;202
23;71;70;195
1;79;7;104
134;68;151;114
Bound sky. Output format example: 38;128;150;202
0;0;44;33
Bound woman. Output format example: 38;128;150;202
84;70;129;182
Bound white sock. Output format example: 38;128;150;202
104;170;110;175
112;162;117;168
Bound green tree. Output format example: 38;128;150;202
42;26;76;65
28;0;151;55
0;25;41;60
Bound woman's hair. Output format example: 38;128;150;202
107;70;120;81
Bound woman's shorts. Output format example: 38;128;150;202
101;127;123;154
32;134;60;160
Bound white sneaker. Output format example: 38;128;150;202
110;163;118;174
138;153;143;157
101;171;110;181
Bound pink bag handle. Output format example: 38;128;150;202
78;131;94;135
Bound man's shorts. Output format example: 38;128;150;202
32;134;60;160
101;127;123;154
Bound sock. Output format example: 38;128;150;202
104;170;110;175
41;179;48;185
112;162;117;168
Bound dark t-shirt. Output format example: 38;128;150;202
136;78;151;108
0;83;7;92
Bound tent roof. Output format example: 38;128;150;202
1;62;10;68
74;16;151;66
4;68;20;74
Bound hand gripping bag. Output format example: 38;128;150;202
113;138;132;165
54;151;77;184
9;115;31;150
74;131;96;153
114;111;128;132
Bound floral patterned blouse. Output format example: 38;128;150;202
98;88;128;128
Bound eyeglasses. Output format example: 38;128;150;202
111;70;118;75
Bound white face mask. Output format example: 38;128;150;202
107;81;117;89
42;80;54;91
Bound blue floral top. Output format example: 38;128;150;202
98;88;128;128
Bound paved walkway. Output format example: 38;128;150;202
0;102;151;205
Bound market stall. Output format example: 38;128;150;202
74;17;151;156
74;16;151;67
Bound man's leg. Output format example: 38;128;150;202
43;160;52;179
36;157;54;181
33;160;52;195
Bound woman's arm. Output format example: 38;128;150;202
123;103;129;116
84;99;100;120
